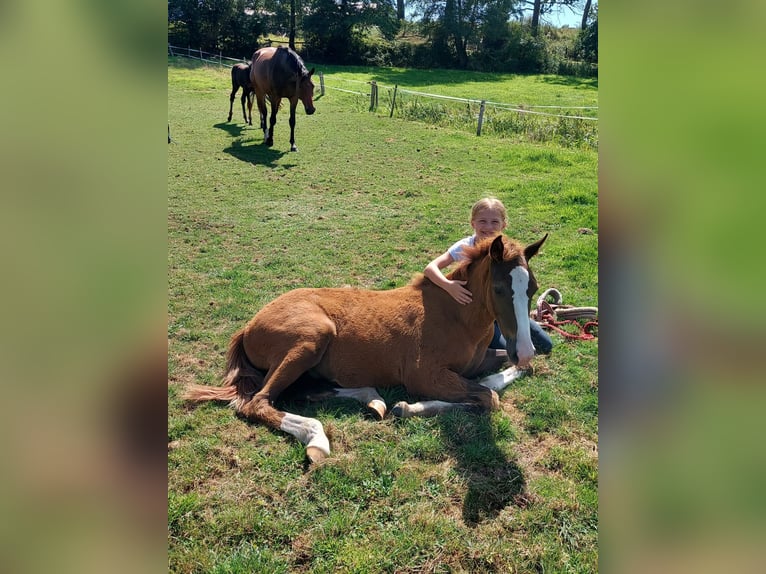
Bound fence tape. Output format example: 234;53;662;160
169;47;598;122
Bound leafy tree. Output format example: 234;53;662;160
517;0;581;35
574;3;596;62
415;0;512;68
303;0;398;63
580;0;590;30
168;0;265;55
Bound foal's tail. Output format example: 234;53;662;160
183;328;265;412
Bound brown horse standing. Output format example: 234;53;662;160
227;63;253;125
250;46;315;151
185;234;547;462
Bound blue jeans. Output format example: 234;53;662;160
489;321;553;355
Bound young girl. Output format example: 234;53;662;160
424;197;553;360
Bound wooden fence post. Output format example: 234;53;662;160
369;81;377;111
476;100;486;136
389;85;398;118
319;71;325;96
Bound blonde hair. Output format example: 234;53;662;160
470;197;507;223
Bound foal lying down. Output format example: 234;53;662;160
185;234;547;462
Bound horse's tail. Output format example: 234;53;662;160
182;328;265;412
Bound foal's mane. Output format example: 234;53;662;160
410;235;523;288
448;235;524;282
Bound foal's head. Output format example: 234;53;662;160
487;234;548;367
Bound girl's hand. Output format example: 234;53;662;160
447;280;472;305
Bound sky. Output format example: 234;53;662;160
404;5;589;30
546;6;586;28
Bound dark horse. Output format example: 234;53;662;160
185;234;547;462
250;46;315;151
227;63;253;125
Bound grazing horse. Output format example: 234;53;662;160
185;234;547;462
250;46;315;151
227;63;253;125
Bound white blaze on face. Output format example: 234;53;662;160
510;266;535;367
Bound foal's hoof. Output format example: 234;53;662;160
290;146;298;152
367;400;387;420
306;446;327;464
390;401;411;418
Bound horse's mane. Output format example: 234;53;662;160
275;46;310;78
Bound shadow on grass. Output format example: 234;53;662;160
214;121;252;139
539;75;598;90
439;411;527;526
260;377;525;525
215;122;306;167
220;139;289;168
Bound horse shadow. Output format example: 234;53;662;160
333;384;526;525
214;121;250;139
214;123;290;167
275;378;527;523
438;409;527;526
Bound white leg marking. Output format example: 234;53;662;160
478;366;527;391
510;266;535;367
335;387;384;404
393;400;456;418
279;413;330;455
334;387;387;418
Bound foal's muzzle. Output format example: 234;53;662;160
506;338;519;366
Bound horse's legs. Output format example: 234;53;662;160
256;93;268;141
477;365;530;392
288;101;298;152
391;368;500;418
228;86;237;122
240;91;248;124
267;96;281;147
238;331;334;462
246;92;254;125
333;387;387;419
391;400;475;418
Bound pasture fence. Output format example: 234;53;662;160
330;77;598;149
169;46;598;149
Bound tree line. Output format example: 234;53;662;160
168;0;597;75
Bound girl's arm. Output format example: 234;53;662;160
424;251;473;305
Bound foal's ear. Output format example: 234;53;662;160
490;234;506;262
524;233;548;261
308;67;315;77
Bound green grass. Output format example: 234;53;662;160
168;56;598;573
318;65;598;148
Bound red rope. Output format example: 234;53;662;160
536;301;598;341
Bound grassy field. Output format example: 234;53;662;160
168;56;598;573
